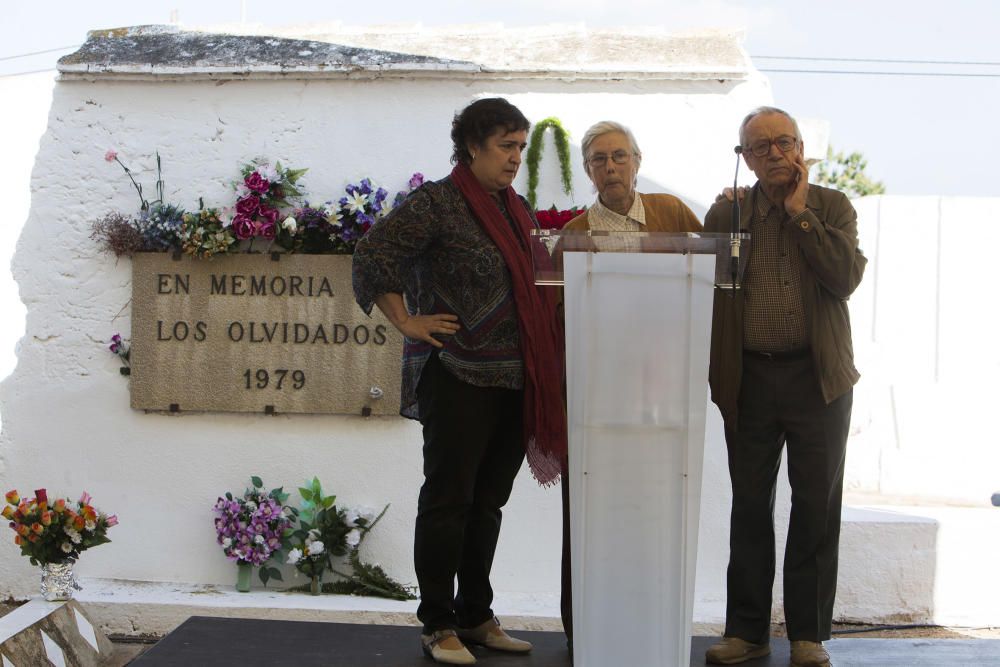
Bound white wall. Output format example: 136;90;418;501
0;71;773;608
847;195;1000;505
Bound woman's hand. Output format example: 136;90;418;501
397;313;460;348
373;293;460;348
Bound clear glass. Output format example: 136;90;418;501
529;229;750;289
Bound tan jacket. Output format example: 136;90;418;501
563;192;702;233
704;183;866;429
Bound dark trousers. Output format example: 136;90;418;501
723;353;852;644
414;354;526;634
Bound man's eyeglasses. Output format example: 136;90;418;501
743;135;798;158
587;150;634;168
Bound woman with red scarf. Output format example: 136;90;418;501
352;98;566;665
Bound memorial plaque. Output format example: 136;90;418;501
129;253;402;415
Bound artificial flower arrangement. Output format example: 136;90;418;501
91;150;424;258
213;476;295;587
108;333;130;376
3;489;118;565
535;205;587;230
285;477;415;600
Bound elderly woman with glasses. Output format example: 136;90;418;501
558;120;702;648
562;120;702;235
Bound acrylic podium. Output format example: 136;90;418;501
531;230;747;667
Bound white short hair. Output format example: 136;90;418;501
738;106;802;146
580;121;642;177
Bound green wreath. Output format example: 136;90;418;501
525;117;574;209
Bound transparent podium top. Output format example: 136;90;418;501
529;229;750;287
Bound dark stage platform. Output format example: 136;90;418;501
131;616;1000;666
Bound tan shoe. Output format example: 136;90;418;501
790;640;831;667
457;617;532;653
705;636;771;664
420;629;476;665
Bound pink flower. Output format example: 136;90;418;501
257;205;279;226
235;195;260;216
257;221;276;240
232;215;255;240
104;150;118;162
408;172;425;190
245;172;270;194
78;491;90;506
105;514;119;527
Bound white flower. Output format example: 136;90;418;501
246;500;257;511
85;519;96;532
256;163;279;182
235;183;250;198
60;542;73;553
63;527;81;544
281;216;297;232
307;528;321;541
345;192;368;214
307;540;325;556
357;506;377;524
286;548;303;564
254;534;265;544
346;529;361;547
345;508;360;526
222;537;233;548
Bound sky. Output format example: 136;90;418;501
4;0;1000;197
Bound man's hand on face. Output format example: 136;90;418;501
784;153;810;218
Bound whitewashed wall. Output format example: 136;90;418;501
0;69;773;611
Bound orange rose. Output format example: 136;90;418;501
31;523;44;535
40;511;52;526
1;506;12;520
4;491;18;505
53;498;66;513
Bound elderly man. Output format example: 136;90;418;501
703;107;866;667
559;120;701;646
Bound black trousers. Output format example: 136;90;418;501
414;354;526;634
723;352;852;644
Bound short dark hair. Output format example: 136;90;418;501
450;97;530;165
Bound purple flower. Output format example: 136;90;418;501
358;179;373;196
245;172;270;194
408;172;425;189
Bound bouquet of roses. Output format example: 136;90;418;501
3;489;118;565
534;205;586;230
213;476;295;585
231;159;307;244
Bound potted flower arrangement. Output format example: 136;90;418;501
3;489;118;600
212;476;294;591
286;478;414;600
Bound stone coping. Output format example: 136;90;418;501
57;24;751;82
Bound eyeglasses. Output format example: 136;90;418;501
743;135;798;157
587;150;634;168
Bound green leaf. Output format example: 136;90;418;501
299;487;314;502
251;476;263;489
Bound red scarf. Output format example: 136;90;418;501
451;162;567;486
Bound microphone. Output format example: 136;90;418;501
729;146;743;293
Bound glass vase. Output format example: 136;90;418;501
40;561;77;601
236;560;253;592
310;572;322;596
